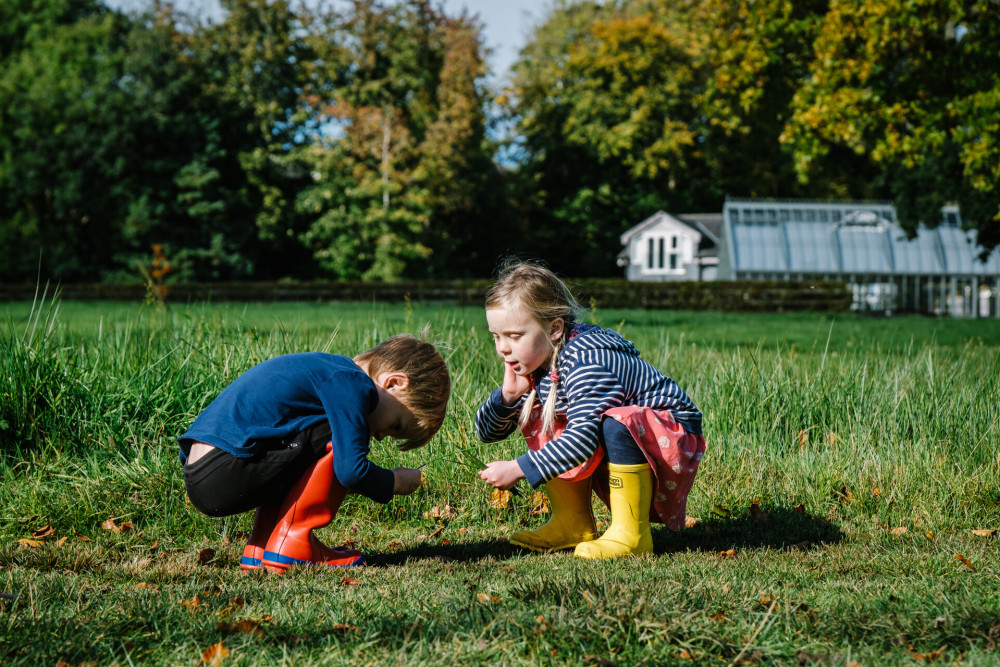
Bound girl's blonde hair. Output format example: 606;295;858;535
485;260;582;435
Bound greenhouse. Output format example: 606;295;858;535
716;198;1000;317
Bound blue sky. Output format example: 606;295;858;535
106;0;542;81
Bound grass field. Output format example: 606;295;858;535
1;297;998;666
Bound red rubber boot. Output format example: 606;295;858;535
261;445;365;571
240;504;282;570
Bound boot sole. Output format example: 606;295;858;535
261;550;365;569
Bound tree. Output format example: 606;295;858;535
783;0;1000;251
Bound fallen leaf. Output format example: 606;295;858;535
825;432;839;445
134;582;159;590
340;577;361;588
120;521;133;533
794;503;805;514
717;548;737;559
331;623;358;634
101;519;120;534
149;540;159;552
907;644;945;662
31;525;54;539
74;532;91;542
200;642;229;665
387;541;402;548
216;620;264;638
890;526;908;535
796;430;808;447
971;529;997;538
582;589;597;605
197;548;216;565
477;592;500;603
925;531;935;540
423;504;458;520
679;649;695;660
55;536;67;548
955;554;978;572
179;595;204;610
488;489;512;510
529;491;549;516
684;515;700;528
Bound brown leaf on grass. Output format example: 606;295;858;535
971;529;997;538
387;541;402;548
796;430;808;448
832;484;854;503
120;521;133;533
684;515;700;528
794;503;805;514
717;548;737;559
423;503;458;520
890;526;908;535
679;649;695;660
529;491;550;516
331;623;359;634
907;644;945;662
31;525;54;539
55;536;67;548
200;642;229;665
74;532;91;542
477;592;500;603
582;589;597;606
955;554;978;572
179;595;204;610
134;582;159;590
488;489;512;510
340;577;361;588
749;502;769;522
825;432;839;446
17;539;43;549
197;548;216;565
101;518;120;533
149;540;159;552
216;620;264;638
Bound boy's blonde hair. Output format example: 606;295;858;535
355;334;451;451
485;260;582;435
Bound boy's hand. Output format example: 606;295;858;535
479;460;525;490
392;467;424;495
500;363;531;406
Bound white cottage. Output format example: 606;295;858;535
617;211;721;281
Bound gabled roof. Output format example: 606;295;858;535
620;210;710;245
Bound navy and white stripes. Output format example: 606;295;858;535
475;327;701;487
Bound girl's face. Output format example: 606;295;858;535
486;305;564;377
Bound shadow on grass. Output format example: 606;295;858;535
366;538;523;567
363;506;843;566
655;506;844;554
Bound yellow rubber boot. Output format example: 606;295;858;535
574;463;653;559
509;476;598;552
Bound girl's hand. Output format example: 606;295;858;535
392;467;424;495
479;460;525;490
500;362;531;406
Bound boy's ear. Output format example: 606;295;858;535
378;371;410;392
548;317;565;343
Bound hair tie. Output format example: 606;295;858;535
548;368;560;384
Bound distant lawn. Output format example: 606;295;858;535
1;300;998;665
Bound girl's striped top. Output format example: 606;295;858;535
475;325;702;488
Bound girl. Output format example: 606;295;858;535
476;262;705;559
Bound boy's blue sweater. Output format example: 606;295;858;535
178;352;395;503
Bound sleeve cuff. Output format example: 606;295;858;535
516;451;545;488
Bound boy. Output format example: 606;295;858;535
178;334;450;571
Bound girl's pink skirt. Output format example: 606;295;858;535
523;405;705;530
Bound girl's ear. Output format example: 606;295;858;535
548;317;565;343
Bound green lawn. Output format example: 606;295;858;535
1;299;998;665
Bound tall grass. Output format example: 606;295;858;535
1;299;998;665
